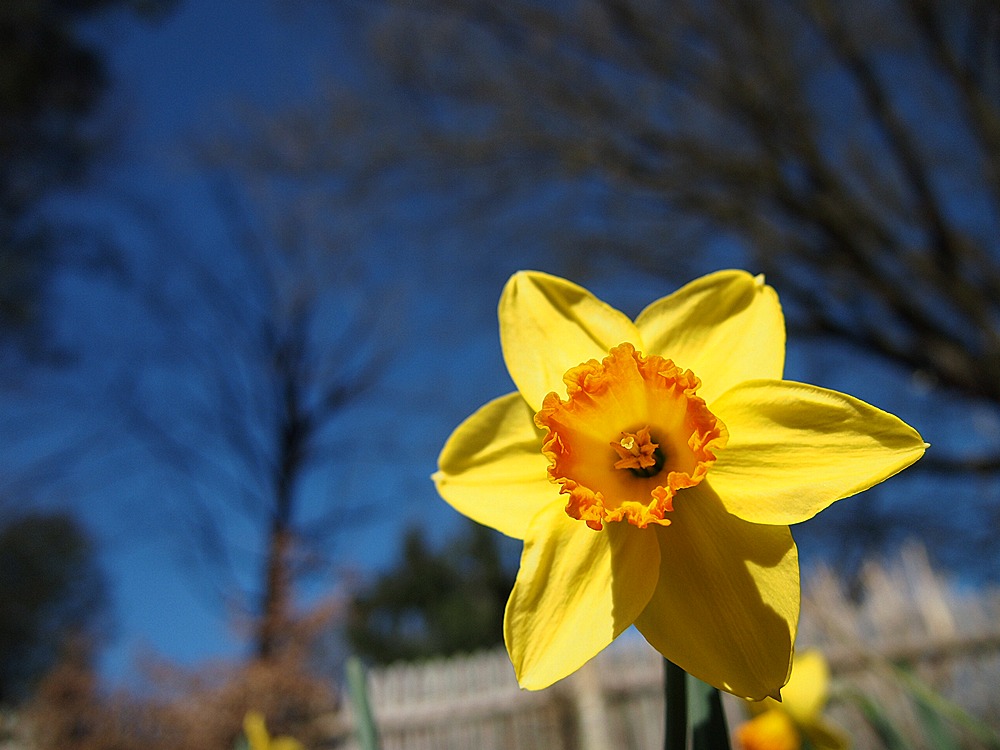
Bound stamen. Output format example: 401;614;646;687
612;427;666;478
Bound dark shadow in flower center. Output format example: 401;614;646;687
627;444;665;478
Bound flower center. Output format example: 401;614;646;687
534;342;728;531
612;427;665;478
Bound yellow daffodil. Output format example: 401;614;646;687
242;711;304;750
736;650;849;750
433;270;925;700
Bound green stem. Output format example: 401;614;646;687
687;673;731;749
665;659;688;750
346;656;380;750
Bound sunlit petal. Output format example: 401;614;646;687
504;503;660;689
434;392;558;539
499;271;641;410
710;380;927;525
634;484;798;701
635;270;784;404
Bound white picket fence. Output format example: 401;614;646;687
326;544;1000;750
4;545;996;749
325;640;665;750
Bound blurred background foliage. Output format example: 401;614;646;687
1;0;1000;745
0;512;108;704
0;0;173;354
213;0;1000;584
347;521;518;665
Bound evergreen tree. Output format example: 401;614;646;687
0;512;109;704
347;521;518;664
0;0;172;342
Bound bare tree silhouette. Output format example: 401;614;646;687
122;179;392;659
250;0;1000;423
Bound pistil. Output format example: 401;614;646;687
612;427;666;478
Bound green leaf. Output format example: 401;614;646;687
894;665;1000;749
845;688;910;750
912;693;960;750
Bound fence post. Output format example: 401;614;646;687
571;660;614;750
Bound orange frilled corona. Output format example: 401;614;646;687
534;343;728;531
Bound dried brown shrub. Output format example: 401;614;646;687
26;636;340;750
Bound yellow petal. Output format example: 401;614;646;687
709;380;927;525
434;392;557;539
781;650;830;724
242;712;270;750
499;271;641;410
271;739;305;750
504;503;660;689
634;484;798;701
634;270;785;404
750;649;831;720
735;709;801;750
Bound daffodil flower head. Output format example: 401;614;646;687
735;709;801;750
736;650;849;750
434;270;926;701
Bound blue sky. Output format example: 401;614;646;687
12;0;1000;686
38;0;381;677
49;0;563;679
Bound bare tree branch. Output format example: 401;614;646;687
119;175;395;659
298;0;1000;407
